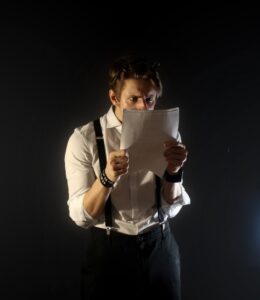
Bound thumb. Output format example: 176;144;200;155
121;149;129;158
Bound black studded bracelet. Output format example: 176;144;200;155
99;169;114;188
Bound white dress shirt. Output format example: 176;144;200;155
64;106;190;235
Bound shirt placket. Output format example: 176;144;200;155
130;172;139;221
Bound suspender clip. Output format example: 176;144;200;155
159;221;166;231
159;221;166;239
106;227;111;236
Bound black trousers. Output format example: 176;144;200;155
80;222;181;300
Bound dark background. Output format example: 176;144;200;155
1;3;260;300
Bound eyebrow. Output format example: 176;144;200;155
128;94;155;99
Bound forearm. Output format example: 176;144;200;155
83;149;128;219
83;177;112;219
162;181;182;205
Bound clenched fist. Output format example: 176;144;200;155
163;139;188;174
105;150;129;182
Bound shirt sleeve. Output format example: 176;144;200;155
64;127;98;228
161;184;191;219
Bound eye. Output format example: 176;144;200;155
145;97;155;104
129;96;139;103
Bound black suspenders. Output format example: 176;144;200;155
93;119;113;233
93;118;164;234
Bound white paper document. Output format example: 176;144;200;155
120;107;179;177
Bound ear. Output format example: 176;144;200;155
109;89;119;106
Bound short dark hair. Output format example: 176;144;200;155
108;55;163;98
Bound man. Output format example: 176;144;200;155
64;56;190;300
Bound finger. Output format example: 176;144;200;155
165;153;187;161
164;139;178;147
111;157;129;165
115;149;128;157
163;148;188;155
123;149;129;158
115;168;128;176
112;162;129;171
111;157;129;166
167;160;184;169
164;141;186;149
165;154;187;161
111;151;129;163
165;154;187;163
110;149;127;159
164;147;187;157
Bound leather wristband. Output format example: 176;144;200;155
163;168;183;183
99;169;114;188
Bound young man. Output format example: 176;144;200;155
64;56;190;300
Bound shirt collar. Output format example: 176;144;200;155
106;106;122;129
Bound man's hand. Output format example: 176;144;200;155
105;150;129;182
163;139;188;174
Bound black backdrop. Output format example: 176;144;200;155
1;4;260;300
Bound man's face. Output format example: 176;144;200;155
109;79;158;122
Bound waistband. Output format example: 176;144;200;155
92;221;170;241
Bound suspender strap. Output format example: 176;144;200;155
93;119;113;230
93;119;106;170
155;175;164;224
